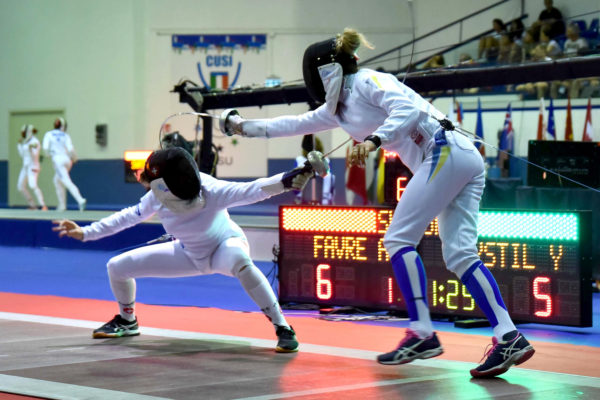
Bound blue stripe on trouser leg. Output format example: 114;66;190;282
460;260;508;327
391;246;432;337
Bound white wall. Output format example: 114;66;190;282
0;0;142;159
1;0;598;165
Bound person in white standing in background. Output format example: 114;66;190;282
42;118;86;211
17;124;47;211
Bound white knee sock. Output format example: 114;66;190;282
236;264;289;328
109;277;137;322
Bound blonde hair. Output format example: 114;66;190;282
335;28;374;55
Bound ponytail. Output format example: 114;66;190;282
335;28;374;56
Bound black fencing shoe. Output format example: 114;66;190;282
377;329;444;365
275;325;299;353
470;330;535;378
93;314;140;338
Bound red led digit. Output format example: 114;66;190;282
388;277;393;303
396;177;408;201
533;276;552;317
316;264;333;300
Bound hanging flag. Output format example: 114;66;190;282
565;96;573;141
499;104;514;153
376;149;386;204
456;101;463;127
582;98;594;142
537;97;546;140
345;140;368;204
475;98;485;157
547;98;556;140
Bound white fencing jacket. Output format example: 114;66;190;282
243;68;451;173
82;172;284;258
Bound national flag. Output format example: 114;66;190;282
536;97;546;140
499;103;514;153
565;96;573;141
547;98;556;140
456;101;463;127
345;140;368;204
475;98;485;157
376;149;386;204
582;98;594;142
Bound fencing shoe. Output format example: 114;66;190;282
470;330;535;378
275;325;299;353
93;314;140;338
377;329;444;365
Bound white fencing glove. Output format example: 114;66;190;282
220;108;268;137
281;163;315;192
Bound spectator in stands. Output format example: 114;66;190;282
516;26;561;98
520;28;539;62
563;23;589;56
535;0;565;39
508;19;525;46
497;34;521;64
478;18;506;62
552;24;592;98
458;53;475;66
422;54;445;70
534;25;562;60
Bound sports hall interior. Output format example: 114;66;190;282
1;0;600;399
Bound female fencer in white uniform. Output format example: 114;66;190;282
225;28;535;377
53;147;314;352
17;124;47;210
42;118;86;211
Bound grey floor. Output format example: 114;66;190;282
2;318;600;400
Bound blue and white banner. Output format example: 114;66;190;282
171;34;269;178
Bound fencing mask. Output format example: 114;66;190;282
302;38;358;104
143;147;204;212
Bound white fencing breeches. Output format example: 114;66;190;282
51;155;84;210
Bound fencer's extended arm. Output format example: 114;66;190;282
232;105;338;138
80;192;158;241
201;169;312;209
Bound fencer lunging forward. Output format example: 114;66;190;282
17;124;47;210
53;147;313;352
226;28;535;378
42;118;86;211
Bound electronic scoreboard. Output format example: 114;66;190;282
278;206;593;327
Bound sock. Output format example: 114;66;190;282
118;302;136;322
109;277;137;322
391;247;433;338
237;264;289;328
460;261;516;339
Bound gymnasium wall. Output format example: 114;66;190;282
0;0;598;209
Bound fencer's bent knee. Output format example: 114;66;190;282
383;234;415;260
107;255;130;280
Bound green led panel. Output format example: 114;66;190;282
477;211;579;241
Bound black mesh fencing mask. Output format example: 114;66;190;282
144;147;200;201
302;37;358;104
